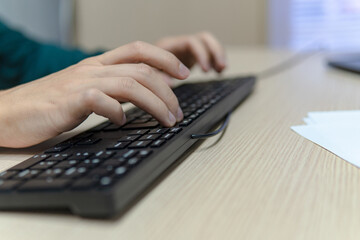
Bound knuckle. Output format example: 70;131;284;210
72;64;92;75
82;88;101;108
185;36;196;47
137;63;153;76
200;31;212;39
119;77;137;92
78;56;101;66
78;58;91;64
188;35;197;43
130;41;146;54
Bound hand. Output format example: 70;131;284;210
0;41;189;148
156;32;227;73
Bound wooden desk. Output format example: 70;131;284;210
1;47;360;240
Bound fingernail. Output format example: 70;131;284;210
179;63;190;78
176;107;183;121
121;112;127;125
168;111;176;126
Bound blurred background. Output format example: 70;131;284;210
0;0;359;51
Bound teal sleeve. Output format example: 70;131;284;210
0;20;102;90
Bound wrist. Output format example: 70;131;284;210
0;92;13;147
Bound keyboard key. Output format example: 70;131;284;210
188;113;199;120
180;102;188;107
123;121;159;130
151;139;165;148
128;140;152;149
72;152;93;160
203;103;212;109
73;132;95;140
209;99;217;104
0;170;18;179
139;134;161;141
54;160;79;169
77;159;102;168
47;153;72;161
114;166;128;178
18;179;70;191
118;135;139;142
102;159;124;168
0;180;21;191
99;177;112;186
161;133;174;140
10;154;51;170
183;111;193;118
95;151;115;160
169;127;182;134
31;161;57;170
179;119;192;127
149;128;169;134
62;167;87;179
13;169;40;180
107;141;130;150
38;168;63;179
196;108;206;115
76;138;101;145
127;157;141;166
122;150;138;159
89;122;111;132
103;123;122;132
131;118;149;124
44;145;70;153
58;133;94;146
138;150;152;158
128;129;149;135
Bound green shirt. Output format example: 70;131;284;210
0;20;101;90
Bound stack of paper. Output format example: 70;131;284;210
291;111;360;167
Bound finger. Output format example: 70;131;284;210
77;89;126;125
159;72;175;87
98;41;190;80
198;32;227;72
96;63;183;121
95;77;177;127
185;36;211;72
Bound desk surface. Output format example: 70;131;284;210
1;47;360;240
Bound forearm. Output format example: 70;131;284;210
0;20;102;89
0;90;13;147
19;44;101;85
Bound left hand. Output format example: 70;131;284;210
156;32;227;74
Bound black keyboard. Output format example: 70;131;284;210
0;76;255;218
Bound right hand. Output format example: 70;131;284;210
0;41;189;148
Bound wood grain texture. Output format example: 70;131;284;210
1;47;359;240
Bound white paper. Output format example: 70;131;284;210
291;110;360;168
307;110;360;125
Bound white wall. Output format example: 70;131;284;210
0;0;74;46
75;0;267;50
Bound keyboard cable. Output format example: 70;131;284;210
189;42;324;140
257;41;325;80
190;112;232;139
